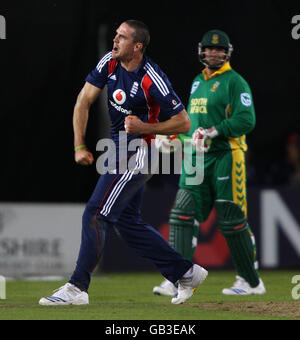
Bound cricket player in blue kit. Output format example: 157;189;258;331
39;20;207;306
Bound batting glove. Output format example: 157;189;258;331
205;127;219;139
192;126;218;152
155;135;181;154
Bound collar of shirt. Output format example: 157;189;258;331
120;55;148;75
203;62;232;80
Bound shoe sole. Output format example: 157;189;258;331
222;289;266;296
39;298;89;306
39;301;89;306
153;288;177;297
153;291;177;297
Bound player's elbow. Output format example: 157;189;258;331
241;116;256;135
75;91;92;111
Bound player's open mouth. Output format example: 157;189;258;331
113;46;119;52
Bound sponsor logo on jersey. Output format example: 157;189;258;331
109;100;132;115
240;93;252;107
172;99;182;110
191;81;200;94
113;89;126;105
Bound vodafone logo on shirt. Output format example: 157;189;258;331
113;89;126;105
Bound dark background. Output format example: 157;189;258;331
1;0;300;203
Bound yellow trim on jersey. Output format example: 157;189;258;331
225;102;248;152
229;136;248;152
231;149;248;218
203;62;232;80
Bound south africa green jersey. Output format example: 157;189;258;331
181;62;256;153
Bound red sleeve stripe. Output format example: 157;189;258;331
108;59;118;76
141;74;160;144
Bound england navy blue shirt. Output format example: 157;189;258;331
86;52;185;145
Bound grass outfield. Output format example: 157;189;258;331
0;270;299;320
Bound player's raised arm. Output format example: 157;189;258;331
73;82;101;165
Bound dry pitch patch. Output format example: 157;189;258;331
190;301;300;319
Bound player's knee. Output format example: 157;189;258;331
215;200;247;236
169;189;196;229
82;204;96;225
168;189;198;256
82;203;108;231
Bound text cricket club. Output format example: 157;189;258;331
95;132;205;186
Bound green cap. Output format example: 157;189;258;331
201;29;231;50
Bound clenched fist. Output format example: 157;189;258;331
124;115;145;135
75;148;94;166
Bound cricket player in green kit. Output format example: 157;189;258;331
153;30;266;296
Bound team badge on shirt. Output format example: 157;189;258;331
130;82;139;98
210;81;220;92
240;93;252;107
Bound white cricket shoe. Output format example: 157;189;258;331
222;276;266;295
39;283;89;306
171;264;208;304
153;279;178;297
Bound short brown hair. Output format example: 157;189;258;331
124;19;150;53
